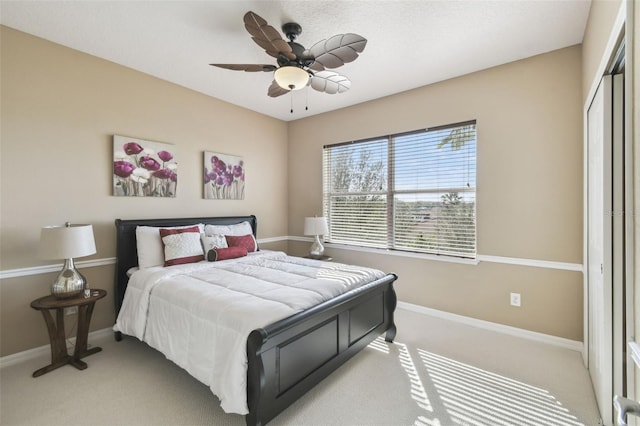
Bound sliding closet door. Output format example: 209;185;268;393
611;72;626;405
587;74;613;426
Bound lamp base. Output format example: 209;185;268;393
52;258;86;298
309;235;325;258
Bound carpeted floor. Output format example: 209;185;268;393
0;308;600;425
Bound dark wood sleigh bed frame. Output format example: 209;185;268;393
113;215;398;426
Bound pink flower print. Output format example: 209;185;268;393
158;151;173;162
123;142;143;155
153;169;176;180
114;161;135;177
140;156;161;171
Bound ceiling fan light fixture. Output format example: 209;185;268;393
274;66;309;91
212;12;367;100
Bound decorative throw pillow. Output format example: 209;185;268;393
207;246;248;262
136;226;167;268
200;233;228;251
204;221;252;237
159;226;204;266
225;234;258;253
136;224;204;268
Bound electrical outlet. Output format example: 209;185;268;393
65;306;78;316
510;292;521;307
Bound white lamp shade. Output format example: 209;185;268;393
274;66;309;91
39;224;96;260
304;217;328;236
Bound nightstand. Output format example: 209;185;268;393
304;255;333;261
30;289;106;377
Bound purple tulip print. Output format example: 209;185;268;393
139;156;161;171
123;142;143;156
113;160;135;178
157;151;173;162
204;152;245;200
113;135;178;197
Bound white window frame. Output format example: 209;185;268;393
322;120;477;259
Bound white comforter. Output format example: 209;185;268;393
113;251;385;414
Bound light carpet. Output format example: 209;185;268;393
0;308;600;425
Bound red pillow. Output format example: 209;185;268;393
159;226;204;266
207;246;248;262
225;234;257;252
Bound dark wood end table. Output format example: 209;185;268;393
304;255;333;261
30;289;106;377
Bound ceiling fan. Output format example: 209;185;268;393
210;11;367;98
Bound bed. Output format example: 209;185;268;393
113;215;398;426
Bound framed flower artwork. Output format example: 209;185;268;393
204;152;245;200
113;135;177;197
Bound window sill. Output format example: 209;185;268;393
290;236;581;271
323;242;479;265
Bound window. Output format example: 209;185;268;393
322;120;476;259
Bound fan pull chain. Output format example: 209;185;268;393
289;90;309;114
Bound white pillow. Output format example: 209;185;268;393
136;224;204;268
201;233;228;251
204;221;252;237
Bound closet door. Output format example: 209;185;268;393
587;75;613;425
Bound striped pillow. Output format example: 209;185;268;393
159;226;204;266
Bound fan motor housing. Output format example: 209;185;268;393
288;42;306;58
282;22;302;41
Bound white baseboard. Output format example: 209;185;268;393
397;301;584;352
0;327;114;369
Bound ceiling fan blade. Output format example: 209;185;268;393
310;71;351;94
243;11;296;61
267;80;290;98
210;63;277;72
306;33;367;71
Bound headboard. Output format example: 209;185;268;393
114;215;257;316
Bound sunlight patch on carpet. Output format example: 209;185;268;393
367;336;587;426
417;349;585;426
370;337;442;426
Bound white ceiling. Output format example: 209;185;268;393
0;0;591;122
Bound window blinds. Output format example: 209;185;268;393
323;121;476;259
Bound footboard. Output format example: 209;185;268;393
245;273;398;426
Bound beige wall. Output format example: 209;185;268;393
0;26;288;356
0;17;608;357
288;46;584;341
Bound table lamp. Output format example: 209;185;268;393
304;216;328;258
39;222;96;298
